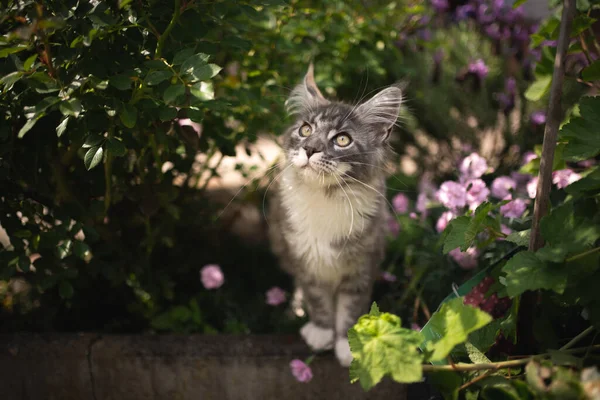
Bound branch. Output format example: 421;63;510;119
154;0;181;59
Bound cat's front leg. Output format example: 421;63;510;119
298;279;335;351
335;275;373;367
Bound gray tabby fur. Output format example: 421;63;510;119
268;65;402;367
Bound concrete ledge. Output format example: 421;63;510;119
0;334;408;400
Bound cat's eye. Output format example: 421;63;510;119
334;133;352;147
299;123;312;137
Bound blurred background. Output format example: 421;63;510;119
0;0;596;335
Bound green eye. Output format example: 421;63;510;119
299;124;312;137
334;133;352;147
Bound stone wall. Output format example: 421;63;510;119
0;334;417;400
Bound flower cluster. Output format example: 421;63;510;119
464;276;511;319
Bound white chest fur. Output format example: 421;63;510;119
279;168;379;283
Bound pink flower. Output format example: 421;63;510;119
527;176;538;199
465;179;490;210
459;153;488;180
469;59;489;79
290;359;313;383
387;217;400;237
500;198;527;219
381;271;397;282
392;193;410;214
530;111;546;126
522;151;537;165
437;181;467;209
578;159;597;168
411;323;421;331
449;247;479;269
552;169;582;189
416;193;429;214
266;287;287;306
491;176;516;199
200;264;224;289
436;211;455;233
409;212;418;219
497;224;512;241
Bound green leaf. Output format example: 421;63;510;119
56;117;69;137
180;53;211;76
183;63;221;82
82;134;105;148
59;98;82;117
190;81;214;101
540;202;600;256
581;60;600;81
159;107;178;121
427;371;462;400
106;138;127;157
464;202;496;248
109;74;132;90
119;103;137;128
505;229;531;247
18;117;40;138
566;167;600;194
559;96;600;161
84;145;104;170
173;48;197;65
59;281;74;299
500;251;567;297
525;75;551;102
163;84;186;104
187;108;204;122
0;71;24;91
464;341;491;364
146;70;173;86
442;216;470;254
72;241;92;261
423;298;493;362
0;45;28;58
571;15;596;36
513;0;528;7
348;304;424;389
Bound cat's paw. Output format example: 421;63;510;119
300;322;334;351
335;337;353;367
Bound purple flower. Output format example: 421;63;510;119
409;212;418;219
431;0;449;12
469;59;489;79
496;93;514;114
501;224;512;236
434;48;445;63
530;111;546;126
460;152;488;180
552;169;582;189
500;198;528;219
513;25;530;42
522;151;538;165
266;287;287;306
392;193;410;214
578;159;597;168
290;359;313;383
491;176;516;199
418;29;432;41
436;211;455;233
411;323;421;331
466;179;490;210
437;181;467;209
200;264;224;289
455;4;475;20
485;24;501;40
527;176;538;199
416;193;429;215
381;271;397;282
449;247;479;269
387;216;401;237
505;77;517;95
476;4;494;24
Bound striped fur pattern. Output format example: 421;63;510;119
268;65;402;367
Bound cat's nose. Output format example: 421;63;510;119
303;146;319;158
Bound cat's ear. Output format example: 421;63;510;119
286;63;329;115
356;85;403;139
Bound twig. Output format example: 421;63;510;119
565;247;600;263
155;0;181;59
560;326;596;351
459;370;493;391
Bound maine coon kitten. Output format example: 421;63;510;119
268;65;403;367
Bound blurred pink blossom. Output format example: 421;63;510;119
290;359;313;383
522;151;537;165
381;271;397;282
459;153;488;180
449;247;479;269
200;264;224;289
266;287;287;306
527;176;538;199
500;198;527;219
552;169;582;189
416;193;429;215
387;217;400;237
465;179;490;210
392;193;410;214
411;323;421;331
498;224;512;240
469;59;489;79
409;212;418;219
436;211;455;233
578;159;597;168
491;176;516;199
437;181;467;209
530;111;546;126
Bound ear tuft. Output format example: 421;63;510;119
286;64;329;115
355;85;403;132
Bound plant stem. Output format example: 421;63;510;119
155;0;181;59
560;326;596;351
566;247;600;263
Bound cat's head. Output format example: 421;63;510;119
283;64;403;186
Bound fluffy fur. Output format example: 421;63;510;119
268;65;402;367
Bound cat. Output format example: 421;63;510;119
268;64;403;367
